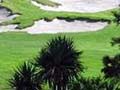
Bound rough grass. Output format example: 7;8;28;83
0;23;120;90
0;0;119;29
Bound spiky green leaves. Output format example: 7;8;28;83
9;62;41;90
34;36;84;90
70;77;120;90
9;36;84;90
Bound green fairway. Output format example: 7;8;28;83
0;23;120;90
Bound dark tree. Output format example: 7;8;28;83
70;77;120;90
102;54;120;78
34;36;84;90
9;62;41;90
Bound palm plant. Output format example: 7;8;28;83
102;54;120;78
70;77;120;90
34;36;84;90
9;62;41;90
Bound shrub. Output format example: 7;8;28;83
113;8;120;24
9;62;41;90
102;54;120;78
34;36;84;90
70;77;120;90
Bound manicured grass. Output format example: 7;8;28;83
0;0;119;29
33;0;61;7
0;23;120;90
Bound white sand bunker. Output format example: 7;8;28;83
0;19;108;34
24;19;108;34
0;7;19;32
32;0;120;13
0;25;23;33
0;7;18;23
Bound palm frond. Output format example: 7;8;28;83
70;77;120;90
9;62;41;90
34;36;84;90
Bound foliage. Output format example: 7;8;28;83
102;54;120;78
34;36;84;90
70;77;120;90
113;8;120;24
9;62;41;90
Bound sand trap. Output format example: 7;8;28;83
0;25;22;32
0;19;108;34
32;0;120;13
0;7;20;32
0;7;18;23
24;19;108;34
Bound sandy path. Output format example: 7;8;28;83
32;0;120;13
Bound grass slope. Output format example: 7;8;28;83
0;23;120;90
0;0;118;29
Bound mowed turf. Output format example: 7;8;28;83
0;23;120;90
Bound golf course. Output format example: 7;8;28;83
0;0;120;90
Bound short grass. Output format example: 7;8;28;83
0;23;120;90
0;0;119;29
33;0;61;7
